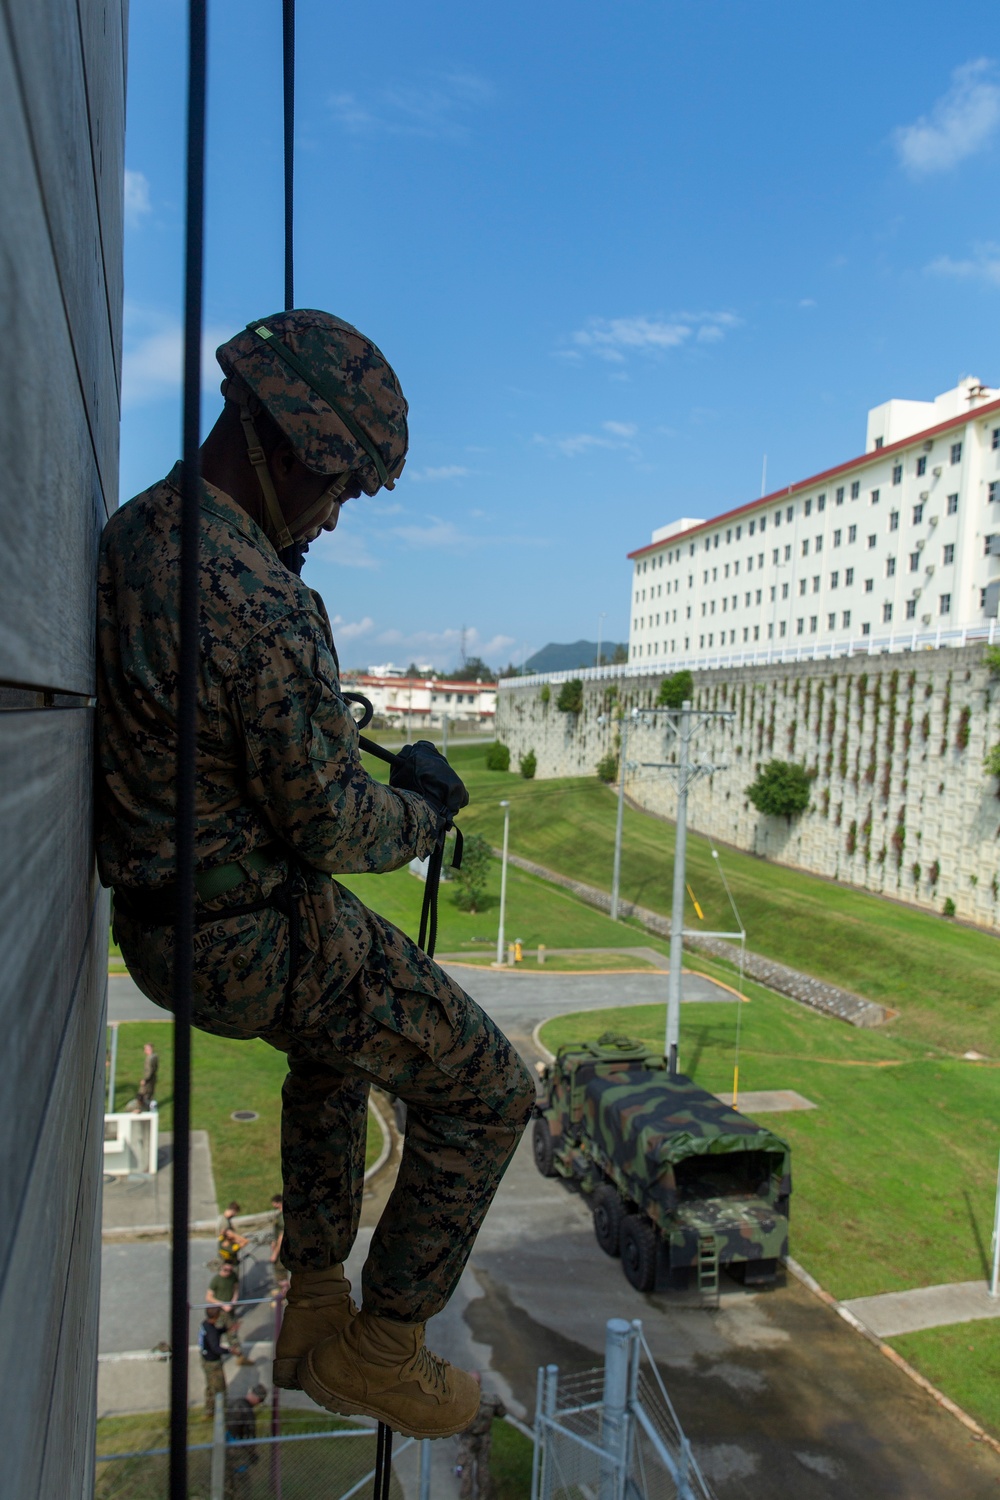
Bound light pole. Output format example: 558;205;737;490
665;702;692;1076
606;708;637;922
494;800;511;967
596;612;607;668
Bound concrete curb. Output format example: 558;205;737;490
783;1256;1000;1456
102;1100;394;1243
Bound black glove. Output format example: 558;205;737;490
390;740;469;823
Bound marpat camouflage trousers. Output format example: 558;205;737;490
118;888;534;1324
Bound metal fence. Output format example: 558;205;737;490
531;1319;714;1500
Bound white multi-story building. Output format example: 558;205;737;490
628;378;1000;667
344;672;496;729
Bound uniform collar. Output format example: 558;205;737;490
165;460;278;556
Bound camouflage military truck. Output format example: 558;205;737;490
533;1035;791;1294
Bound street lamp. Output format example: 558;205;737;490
598;709;638;921
494;800;511;967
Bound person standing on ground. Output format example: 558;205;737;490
269;1193;288;1287
199;1307;231;1420
217;1200;242;1238
96;310;535;1440
225;1382;267;1500
136;1042;158;1111
206;1264;254;1366
455;1379;507;1500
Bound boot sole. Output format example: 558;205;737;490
273;1358;302;1390
298;1353;478;1441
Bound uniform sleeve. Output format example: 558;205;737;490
228;609;442;875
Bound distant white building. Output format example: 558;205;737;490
346;672;496;729
628;378;1000;667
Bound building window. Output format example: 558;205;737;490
835;487;845;505
759;516;766;533
743;627;749;642
827;612;836;630
993;428;1000;450
990;481;1000;503
940;594;951;615
812;575;820;593
889;510;899;532
843;610;851;628
745;591;751;606
802;539;810;556
769;586;776;602
804;498;812;516
724;563;730;578
946;493;958;515
782;581;789;598
892;465;902;485
786;506;793;522
772;548;779;564
950;442;962;465
874;437;884;449
712;567;718;581
714;533;720;548
909;552;919;572
845;567;854;585
785;544;791;561
735;524;742;539
734;560;740;575
779;620;787;637
753;625;760;640
767;623;774;639
867;534;877;549
943;543;954;564
861;622;871;636
810;616;818;632
703;570;708;584
851;480;860;499
848;525;857;542
906;599;917;620
755;589;762;604
747;556;753;572
833;529;842;546
883;602;893;623
871;489;880;505
815;535;823;553
799;578;807;596
701;603;706;616
916;455;927;476
818;493;827;511
726;529;732;543
749;520;755;536
774;510;781;527
865;578;874;593
886;557;896;577
758;554;764;568
699;635;704;648
796;618;804;635
830;570;839;588
913;503;924;524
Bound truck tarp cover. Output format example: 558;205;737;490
585;1070;789;1169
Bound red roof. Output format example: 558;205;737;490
627;396;1000;561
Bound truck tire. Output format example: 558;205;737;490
620;1215;658;1293
592;1185;624;1257
532;1117;557;1177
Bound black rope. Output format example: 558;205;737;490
170;0;207;1494
373;1420;393;1499
282;0;295;310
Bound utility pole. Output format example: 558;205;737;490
609;709;637;921
441;713;449;760
494;800;511;967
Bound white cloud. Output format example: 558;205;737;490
121;306;230;409
798;298;817;309
329;614;375;640
894;59;1000;175
123;169;151;229
329;72;493;141
359;624;515;673
567;311;740;363
534;420;639;459
408;465;471;482
925;242;1000;285
602;420;637;438
391;518;476;548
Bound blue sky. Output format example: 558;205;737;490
122;1;1000;671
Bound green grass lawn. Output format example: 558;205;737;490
426;743;1000;1058
887;1323;1000;1438
537;977;1000;1304
108;1023;383;1212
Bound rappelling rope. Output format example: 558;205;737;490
170;2;207;1496
282;0;295;310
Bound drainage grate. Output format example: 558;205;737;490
230;1110;259;1122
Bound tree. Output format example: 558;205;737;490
486;742;510;771
452;833;492;913
745;759;813;819
611;643;628;664
596;752;617;783
519;749;537;779
451;656;496;682
556;679;583;713
656;670;694;709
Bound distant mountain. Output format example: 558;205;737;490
523;640;626;673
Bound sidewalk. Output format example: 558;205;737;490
842;1281;1000;1338
102;1129;219;1237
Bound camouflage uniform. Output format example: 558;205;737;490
455;1392;507;1500
137;1048;158;1110
96;407;534;1322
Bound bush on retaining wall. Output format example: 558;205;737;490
746;759;813;819
556;679;583;714
486;742;510;771
519;749;537;779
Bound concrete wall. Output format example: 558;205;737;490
496;644;1000;928
0;1;126;1494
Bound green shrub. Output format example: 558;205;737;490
539;683;551;705
943;897;956;918
485;742;510;772
596;752;618;783
984;745;1000;778
451;833;492;913
556;679;583;714
655;670;694;709
985;645;1000;676
519;749;537;779
745;759;813;819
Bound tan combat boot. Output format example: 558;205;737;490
299;1309;480;1438
273;1264;357;1390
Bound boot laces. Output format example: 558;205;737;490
412;1343;449;1395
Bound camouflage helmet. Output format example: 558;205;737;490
216;309;408;495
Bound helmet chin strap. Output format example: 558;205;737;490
289;471;354;538
239;401;294;551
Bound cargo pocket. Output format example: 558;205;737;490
190;905;290;1039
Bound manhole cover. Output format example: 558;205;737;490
230;1110;259;1122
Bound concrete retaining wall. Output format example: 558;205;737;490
496;645;1000;927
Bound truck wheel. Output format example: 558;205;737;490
620;1215;658;1293
532;1117;557;1177
592;1185;624;1257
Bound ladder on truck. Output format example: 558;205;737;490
697;1233;719;1307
